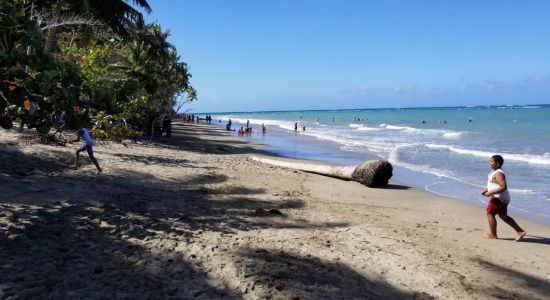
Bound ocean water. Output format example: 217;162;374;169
210;105;550;225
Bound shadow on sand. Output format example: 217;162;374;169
234;247;415;299
500;235;550;246
0;137;353;298
382;184;412;190
470;257;550;299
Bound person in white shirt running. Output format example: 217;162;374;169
481;155;525;241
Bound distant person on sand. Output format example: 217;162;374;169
72;127;102;173
481;155;526;241
262;123;266;133
294;122;298;131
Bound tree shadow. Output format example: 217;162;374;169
112;152;195;168
234;247;416;299
0;140;351;297
0;202;234;299
99;171;350;234
0;142;69;177
470;257;550;299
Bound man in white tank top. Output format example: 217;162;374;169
481;155;526;241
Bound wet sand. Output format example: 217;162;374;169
1;123;549;299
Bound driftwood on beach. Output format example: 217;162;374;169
250;156;393;187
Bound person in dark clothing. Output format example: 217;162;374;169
162;114;172;137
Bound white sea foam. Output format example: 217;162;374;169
387;145;457;179
426;144;550;165
356;127;380;132
424;183;457;199
442;132;464;139
379;124;465;139
521;106;540;109
509;189;536;195
380;124;418;132
349;124;362;128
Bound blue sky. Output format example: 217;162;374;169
143;0;550;112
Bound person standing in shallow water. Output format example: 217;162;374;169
481;155;526;241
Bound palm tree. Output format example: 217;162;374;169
66;0;152;37
34;0;152;52
113;23;194;139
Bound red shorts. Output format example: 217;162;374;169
486;197;508;215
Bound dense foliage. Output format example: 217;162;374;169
0;0;196;140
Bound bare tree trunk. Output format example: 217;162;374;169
44;0;61;53
150;115;159;142
174;96;190;116
250;156;393;187
250;156;355;179
68;29;77;46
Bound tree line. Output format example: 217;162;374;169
0;0;196;140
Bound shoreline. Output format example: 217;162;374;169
225;122;550;229
1;123;549;298
212;119;550;226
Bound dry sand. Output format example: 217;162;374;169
1;123;549;299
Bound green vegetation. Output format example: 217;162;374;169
0;0;196;140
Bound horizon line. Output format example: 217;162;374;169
190;103;549;115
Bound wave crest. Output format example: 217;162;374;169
426;144;550;166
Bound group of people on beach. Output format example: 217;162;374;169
179;114;213;124
237;120;267;135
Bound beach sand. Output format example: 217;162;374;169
1;123;549;299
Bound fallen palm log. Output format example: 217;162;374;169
250;156;393;187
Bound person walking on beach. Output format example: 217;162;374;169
72;127;102;173
482;155;525;241
294;122;298;131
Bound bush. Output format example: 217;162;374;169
90;112;140;142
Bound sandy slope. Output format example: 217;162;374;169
1;123;549;299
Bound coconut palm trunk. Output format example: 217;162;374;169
250;156;393;188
